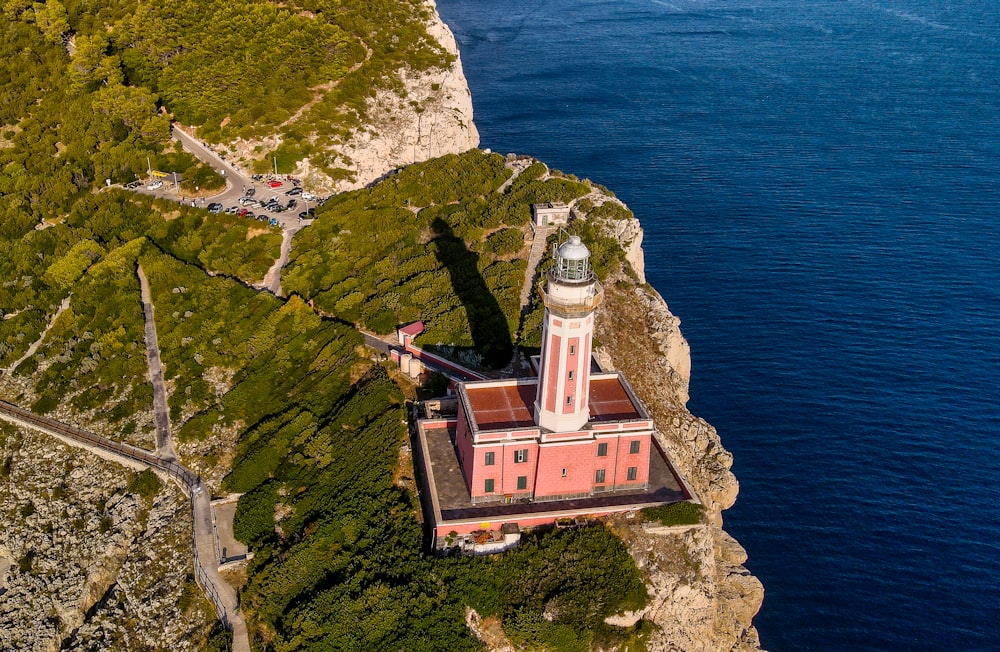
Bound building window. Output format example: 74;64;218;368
517;476;527;490
595;469;606;484
627;466;638;481
514;449;528;463
561;468;567;477
566;396;573;406
629;440;641;455
568;370;574;380
485;478;495;493
484;451;495;466
569;345;576;355
597;442;608;457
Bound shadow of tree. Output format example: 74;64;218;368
430;217;513;369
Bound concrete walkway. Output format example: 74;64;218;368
137;265;177;461
0;401;250;652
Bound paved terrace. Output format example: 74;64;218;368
418;423;689;524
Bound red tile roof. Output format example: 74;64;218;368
465;383;535;431
399;321;425;336
463;375;643;432
588;377;643;421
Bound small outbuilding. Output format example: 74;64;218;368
531;202;571;228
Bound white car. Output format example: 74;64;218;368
147;180;163;190
301;191;316;201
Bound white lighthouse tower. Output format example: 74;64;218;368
534;235;604;432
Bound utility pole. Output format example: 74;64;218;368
273;156;278;177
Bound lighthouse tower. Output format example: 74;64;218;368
534;235;604;432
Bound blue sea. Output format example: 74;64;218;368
436;0;1000;649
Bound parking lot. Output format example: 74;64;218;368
125;126;323;234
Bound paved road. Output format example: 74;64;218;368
168;126;318;232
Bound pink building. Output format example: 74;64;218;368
415;236;692;551
454;236;652;504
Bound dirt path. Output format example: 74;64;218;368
137;265;177;461
280;38;373;129
2;295;70;374
260;227;297;296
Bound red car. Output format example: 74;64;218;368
267;180;283;188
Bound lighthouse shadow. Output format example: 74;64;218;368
430;217;513;369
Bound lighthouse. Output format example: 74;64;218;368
534;235;604;432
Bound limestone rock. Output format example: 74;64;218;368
325;0;480;193
580;200;763;649
0;427;215;652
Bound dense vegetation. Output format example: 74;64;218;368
224;364;647;651
283;151;593;366
0;3;656;649
1;199;281;428
643;501;704;527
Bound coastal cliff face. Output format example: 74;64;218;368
322;0;480;192
579;200;765;651
219;0;480;195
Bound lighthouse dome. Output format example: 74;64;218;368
554;235;593;282
558;235;590;260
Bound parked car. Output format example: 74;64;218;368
125;180;142;189
244;187;256;197
269;218;278;226
267;180;283;188
237;208;248;217
285;187;303;196
207;203;223;214
301;191;316;201
286;199;297;209
147;180;163;190
245;211;255;219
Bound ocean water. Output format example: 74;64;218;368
436;0;1000;649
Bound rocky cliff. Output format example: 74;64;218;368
217;0;480;196
581;197;765;651
323;0;480;192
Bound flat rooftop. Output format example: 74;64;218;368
417;424;689;525
463;375;645;432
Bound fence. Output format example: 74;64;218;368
0;399;235;632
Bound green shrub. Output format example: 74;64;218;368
127;468;162;504
642;501;703;526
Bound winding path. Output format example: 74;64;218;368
1;295;71;375
0;401;250;652
260;226;297;296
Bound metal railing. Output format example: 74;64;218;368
0;399;236;632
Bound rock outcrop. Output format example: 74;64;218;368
0;426;215;651
215;0;479;196
325;0;480;192
581;196;765;651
